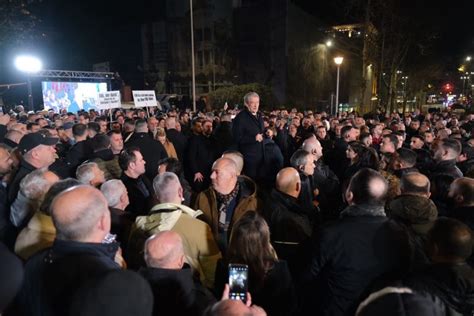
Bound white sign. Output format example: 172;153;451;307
132;90;161;109
97;91;121;110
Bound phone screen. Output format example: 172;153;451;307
228;264;248;302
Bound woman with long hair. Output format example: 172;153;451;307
155;127;178;159
214;212;296;315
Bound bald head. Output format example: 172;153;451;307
400;172;431;197
51;185;110;243
301;135;323;161
214;157;238;174
222;151;244;175
276;167;301;198
144;231;185;269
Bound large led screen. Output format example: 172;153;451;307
41;81;108;112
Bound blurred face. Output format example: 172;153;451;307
157;135;166;145
99;121;108;133
346;128;358;141
380;137;395;154
410;121;420;130
175;121;182;132
0;148;13;175
91;165;106;187
346;146;357;160
316;127;327;140
38;119;48;127
131;151;146;175
311;140;323;161
78;115;89;124
289;124;297;135
410;137;424;150
148;118;158;131
362;135;373;147
424;133;434;144
192;122;202;134
210;161;236;194
34;144;57;167
109;133;123;154
373;124;383;136
245;96;260;114
302;155;316;176
303;118;311;128
202;121;213;136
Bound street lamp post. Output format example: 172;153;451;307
190;0;196;112
14;55;43;111
334;56;344;116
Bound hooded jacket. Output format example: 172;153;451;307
129;203;221;289
193;176;260;241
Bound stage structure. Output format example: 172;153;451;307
29;69;114;112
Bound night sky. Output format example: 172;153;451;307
1;0;473;94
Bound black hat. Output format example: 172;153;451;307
18;132;58;155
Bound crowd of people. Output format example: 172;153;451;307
0;92;474;315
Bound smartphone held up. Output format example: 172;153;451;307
228;263;248;303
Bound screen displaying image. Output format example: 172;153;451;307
41;81;108;112
229;265;248;301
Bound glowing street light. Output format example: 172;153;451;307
334;56;344;115
14;55;43;110
467;56;472;62
326;40;333;47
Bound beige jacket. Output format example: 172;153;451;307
15;212;56;260
130;203;221;288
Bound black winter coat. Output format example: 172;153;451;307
125;132;168;180
19;239;119;316
166;128;188;162
232;109;265;179
431;159;463;179
404;263;474;315
302;204;410;316
121;173;155;217
139;264;216;316
184;134;216;192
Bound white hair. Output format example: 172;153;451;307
76;162;98;185
153;172;181;203
243;91;259;105
20;167;52;199
100;180;127;208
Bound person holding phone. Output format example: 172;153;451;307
214;212;297;316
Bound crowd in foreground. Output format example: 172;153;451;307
0;93;474;316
